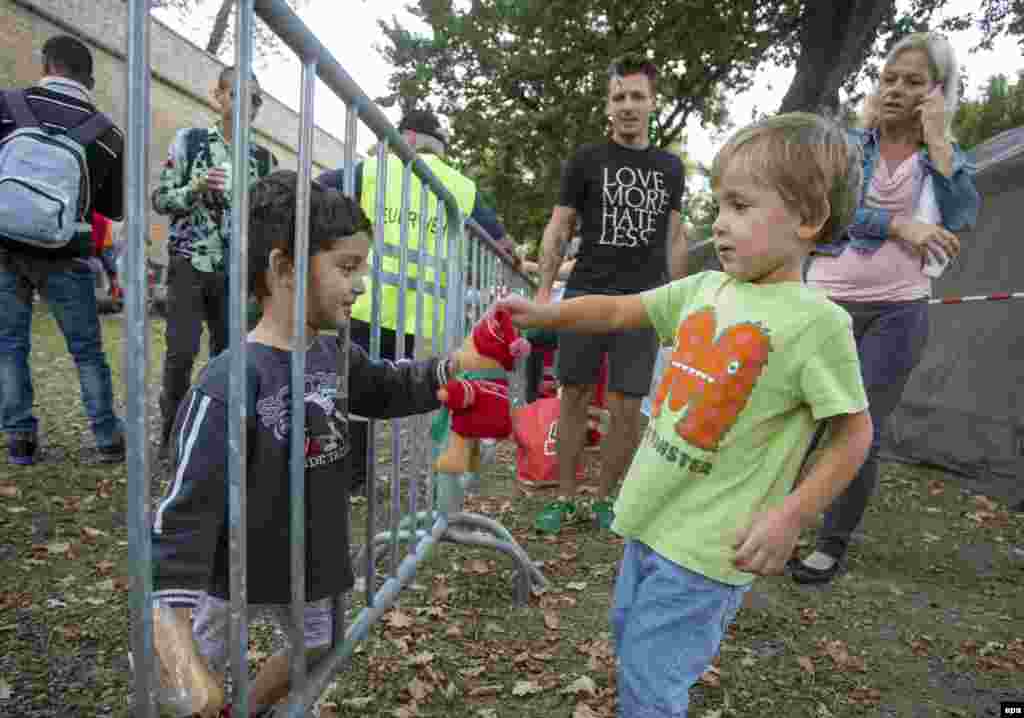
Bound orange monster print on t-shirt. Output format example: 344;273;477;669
652;307;771;451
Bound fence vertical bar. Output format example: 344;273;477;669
124;0;153;713
342;104;358;199
333;315;351;649
366;139;389;608
432;196;444;358
391;160;413;576
410;181;430;545
228;0;256;713
288;54;318;697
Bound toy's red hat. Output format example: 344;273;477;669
472;309;531;371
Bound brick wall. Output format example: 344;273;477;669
1;0;354;259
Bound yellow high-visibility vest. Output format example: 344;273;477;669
353;153;477;340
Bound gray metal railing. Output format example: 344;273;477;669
125;0;540;715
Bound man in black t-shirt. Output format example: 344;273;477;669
534;55;687;533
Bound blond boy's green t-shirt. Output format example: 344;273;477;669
611;271;868;586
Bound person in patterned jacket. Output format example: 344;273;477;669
151;66;277;458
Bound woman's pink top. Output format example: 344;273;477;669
808;152;931;302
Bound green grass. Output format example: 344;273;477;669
0;308;1022;717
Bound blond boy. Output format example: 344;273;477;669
497;113;873;717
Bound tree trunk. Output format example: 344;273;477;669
205;0;234;56
779;0;895;115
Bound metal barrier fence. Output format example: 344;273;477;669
123;0;543;715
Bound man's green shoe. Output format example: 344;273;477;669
535;500;577;534
592;500;615;530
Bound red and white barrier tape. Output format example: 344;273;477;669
929;291;1024;305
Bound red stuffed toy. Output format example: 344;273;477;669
433;309;530;476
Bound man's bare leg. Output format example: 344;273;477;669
556;383;594;499
597;391;644;500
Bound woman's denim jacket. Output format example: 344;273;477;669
813;127;980;257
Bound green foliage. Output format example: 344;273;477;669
953;72;1024;149
376;0;804;245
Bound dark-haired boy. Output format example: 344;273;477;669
152;65;277;458
151;170;473;714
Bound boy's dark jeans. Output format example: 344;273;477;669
813;299;929;560
159;256;228;444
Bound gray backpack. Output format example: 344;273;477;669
0;90;113;250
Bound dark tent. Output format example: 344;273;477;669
882;126;1024;507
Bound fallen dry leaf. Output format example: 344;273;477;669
444;624;463;638
847;686;881;705
432;583;452;603
95;480;113;499
797;656;815;675
511;680;543;696
95;560;115;577
392;704;419;718
909;637;932;657
80;526;106;543
800;607;819;625
544;610;560;631
407;677;432;702
59;624;82;641
927;479;945;496
466;559;491;575
409;652;434;666
959;639;980;656
0;484;20;499
112;576;131;592
385;610;415;630
971;494;998;511
561;675;598;697
467;684;502;698
573;703;601;718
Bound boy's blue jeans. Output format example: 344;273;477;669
611;540;748;717
0;253;123;448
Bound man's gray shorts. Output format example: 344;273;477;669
555;289;659;398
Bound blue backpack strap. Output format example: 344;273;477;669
3;90;39;129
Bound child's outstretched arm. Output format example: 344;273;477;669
732;410;872;577
496;293;652;334
348;342;450;419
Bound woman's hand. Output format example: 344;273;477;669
892;217;960;259
917;86;946;146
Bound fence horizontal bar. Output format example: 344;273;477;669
279;514;450;717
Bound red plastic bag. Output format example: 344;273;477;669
512;397;586;488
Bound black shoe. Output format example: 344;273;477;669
789;555;843;585
8;433;38;465
97;437;126;464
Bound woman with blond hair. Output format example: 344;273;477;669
790;32;981;584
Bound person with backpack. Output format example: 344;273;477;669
152;66;277;459
0;35;125;465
